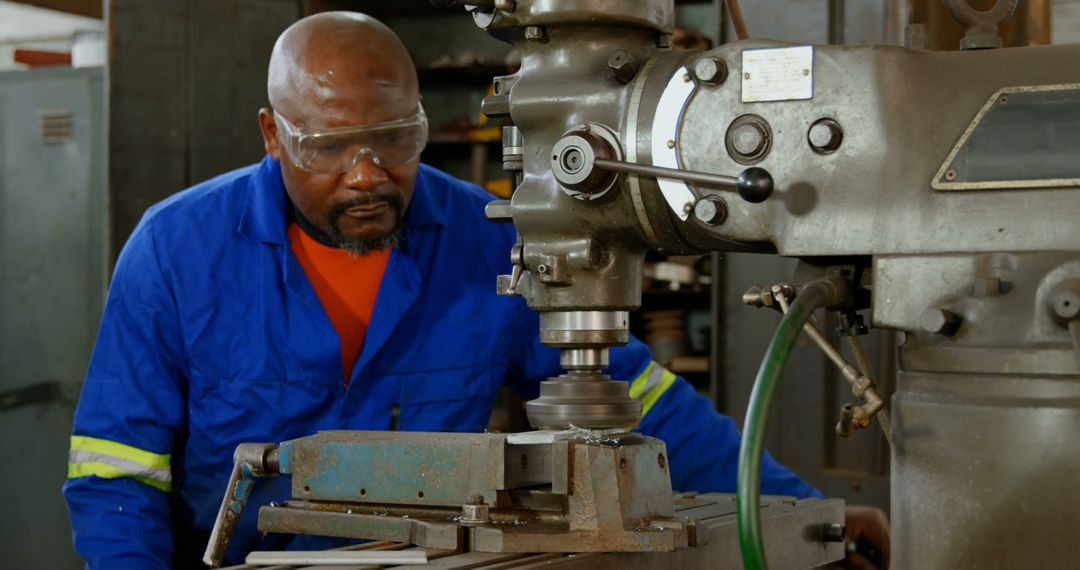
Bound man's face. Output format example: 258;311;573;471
260;86;420;253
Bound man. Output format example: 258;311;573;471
63;12;888;569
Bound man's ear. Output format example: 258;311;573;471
258;108;282;159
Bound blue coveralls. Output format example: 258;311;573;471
63;156;818;569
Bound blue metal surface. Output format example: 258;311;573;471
288;432;494;506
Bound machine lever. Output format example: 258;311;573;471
203;443;279;568
592;158;773;204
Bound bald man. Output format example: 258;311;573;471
63;12;887;570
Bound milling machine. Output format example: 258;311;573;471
205;1;1080;568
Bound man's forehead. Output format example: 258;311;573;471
282;77;418;130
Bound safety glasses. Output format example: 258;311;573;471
274;105;428;174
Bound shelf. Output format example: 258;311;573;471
667;356;710;374
428;131;501;145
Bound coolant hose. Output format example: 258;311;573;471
737;281;833;570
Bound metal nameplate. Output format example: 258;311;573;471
741;46;814;103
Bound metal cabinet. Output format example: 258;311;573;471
0;66;105;570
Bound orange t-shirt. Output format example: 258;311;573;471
288;223;391;385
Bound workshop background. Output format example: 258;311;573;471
2;0;1079;567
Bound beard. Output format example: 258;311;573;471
325;193;405;256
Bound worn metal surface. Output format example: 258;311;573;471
222;493;843;570
205;443;280;567
245;550;428;566
210;430;690;556
0;66;105;570
472;1;1080;566
872;251;1080;568
893;368;1080;568
259;502;465;550
669;42;1080;256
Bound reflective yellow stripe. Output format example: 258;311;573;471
70;436;170;468
68;461;172;492
628;361;678;420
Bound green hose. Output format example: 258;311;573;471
737;282;832;570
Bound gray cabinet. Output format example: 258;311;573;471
0;66;105;570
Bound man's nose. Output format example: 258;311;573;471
342;151;389;190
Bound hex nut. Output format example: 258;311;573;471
692;57;728;85
607;49;638;84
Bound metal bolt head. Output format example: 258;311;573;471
524;25;544;40
460;499;490;526
822;523;846;542
731;123;767;157
607;49;638;84
466;494;484;505
921;308;961;336
656;33;673;48
1047;279;1080;324
808;118;843;154
693;196;728;225
1052;291;1080;321
692;57;728;85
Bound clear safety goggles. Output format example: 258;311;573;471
274;105;428;174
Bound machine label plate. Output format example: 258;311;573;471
933;83;1080;191
741;46;814;103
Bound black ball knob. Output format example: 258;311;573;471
737;167;773;204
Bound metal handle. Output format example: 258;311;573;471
203;443;279;568
591;158;774;204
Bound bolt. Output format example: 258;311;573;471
921;308;961;336
731;123;767;157
693;196;728;225
524;25;544;41
744;72;751;80
692;57;728;85
823;523;846;542
973;277;1003;297
561;148;585;173
1047;280;1080;324
808;119;843;154
607;49;638;84
944;169;957;181
666;139;675;149
656;33;673;48
460;495;491;527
